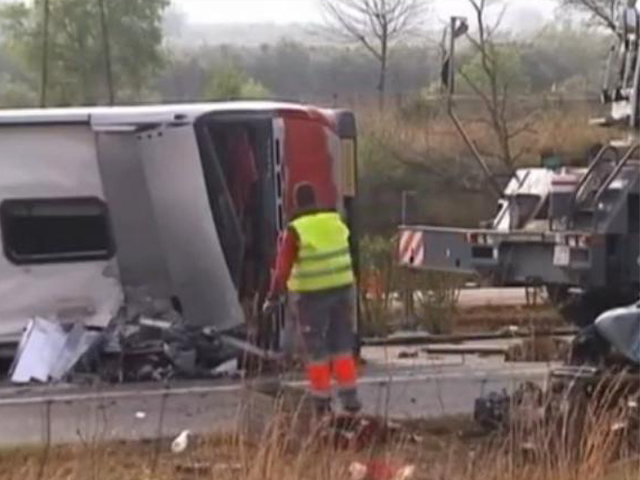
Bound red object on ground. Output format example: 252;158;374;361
349;459;415;480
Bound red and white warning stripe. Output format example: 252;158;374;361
551;174;579;193
398;229;425;267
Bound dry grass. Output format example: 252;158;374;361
453;305;564;332
0;380;637;480
0;422;405;480
355;101;620;235
359;102;618;169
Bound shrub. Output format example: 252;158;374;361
358;235;397;336
358;235;465;336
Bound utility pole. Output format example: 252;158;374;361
39;0;50;107
444;16;503;199
401;190;416;225
98;0;115;105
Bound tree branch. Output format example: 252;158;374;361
561;0;622;35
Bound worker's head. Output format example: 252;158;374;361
294;182;317;212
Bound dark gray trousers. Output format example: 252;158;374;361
296;285;355;362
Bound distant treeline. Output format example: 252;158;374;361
157;24;610;106
0;1;613;109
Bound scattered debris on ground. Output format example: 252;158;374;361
1;407;637;480
2;300;568;385
0;415;483;480
10;318;101;383
474;321;640;457
504;336;571;362
241;382;417;454
4;290;269;385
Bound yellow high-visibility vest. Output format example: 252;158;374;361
287;212;355;293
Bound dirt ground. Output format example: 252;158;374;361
453;305;564;332
0;416;484;480
1;414;637;480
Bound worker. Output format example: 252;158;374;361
263;182;362;415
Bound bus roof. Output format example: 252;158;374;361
0;101;336;127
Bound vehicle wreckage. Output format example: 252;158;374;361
474;303;639;455
399;9;640;328
406;6;640;447
0;102;359;383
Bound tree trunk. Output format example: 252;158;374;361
98;0;116;105
378;56;387;110
377;26;389;110
39;0;50;107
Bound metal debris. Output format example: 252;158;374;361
594;302;640;365
474;382;544;432
474;390;511;431
91;304;253;383
10;318;101;384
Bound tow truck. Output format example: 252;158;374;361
399;7;640;326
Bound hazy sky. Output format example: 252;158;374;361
178;0;558;25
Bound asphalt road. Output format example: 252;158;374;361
457;288;535;308
0;353;553;447
0;287;549;447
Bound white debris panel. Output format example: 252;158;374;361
10;318;101;384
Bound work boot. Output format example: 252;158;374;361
339;388;362;415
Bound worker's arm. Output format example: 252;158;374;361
267;227;298;299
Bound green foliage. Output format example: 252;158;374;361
158;30;610;103
519;24;609;93
411;272;462;334
358;235;397;336
357;121;495;236
204;63;271;100
358;235;464;336
0;0;169;105
460;43;531;94
0;73;37;107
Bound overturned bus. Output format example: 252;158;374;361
0;102;359;352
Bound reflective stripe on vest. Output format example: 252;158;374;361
287;212;355;293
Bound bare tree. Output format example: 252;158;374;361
561;0;631;35
320;0;427;109
457;0;535;172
